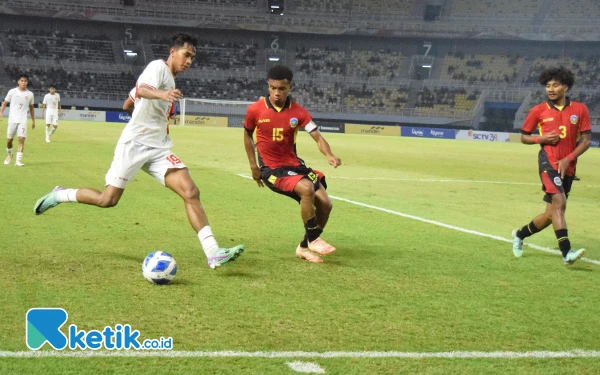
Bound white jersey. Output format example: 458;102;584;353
43;93;61;114
118;60;175;148
4;88;34;124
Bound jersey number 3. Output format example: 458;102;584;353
559;125;567;139
272;128;284;141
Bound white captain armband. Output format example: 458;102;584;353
305;120;318;133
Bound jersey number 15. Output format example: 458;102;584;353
272;128;284;141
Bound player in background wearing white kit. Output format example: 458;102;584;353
42;84;61;142
33;33;244;269
0;74;35;167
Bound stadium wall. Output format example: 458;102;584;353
3;106;597;147
221;119;600;147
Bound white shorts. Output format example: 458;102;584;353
46;113;59;126
7;122;26;139
105;140;187;189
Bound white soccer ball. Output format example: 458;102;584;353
142;251;177;285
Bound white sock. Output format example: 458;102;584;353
50;127;57;135
198;226;219;257
6;148;12;157
16;152;23;163
56;189;79;203
45;127;50;136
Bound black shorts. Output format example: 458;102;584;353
538;150;574;203
260;165;327;203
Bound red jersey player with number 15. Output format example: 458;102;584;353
512;67;591;265
244;65;342;263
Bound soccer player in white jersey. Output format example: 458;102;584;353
42;84;61;142
33;33;244;269
0;74;35;167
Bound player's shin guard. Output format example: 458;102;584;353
198;226;219;257
555;229;570;257
304;216;321;243
517;221;540;240
55;189;79;203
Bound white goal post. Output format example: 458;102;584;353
179;98;254;128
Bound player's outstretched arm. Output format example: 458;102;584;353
243;129;263;187
309;130;341;168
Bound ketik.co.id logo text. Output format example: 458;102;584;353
26;308;172;350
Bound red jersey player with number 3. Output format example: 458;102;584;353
244;65;342;263
512;67;591;265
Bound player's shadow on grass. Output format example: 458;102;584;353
109;252;142;263
215;270;259;278
532;252;595;271
567;266;594;272
166;278;193;285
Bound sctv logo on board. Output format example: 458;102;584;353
26;308;173;350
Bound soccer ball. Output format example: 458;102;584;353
142;251;177;285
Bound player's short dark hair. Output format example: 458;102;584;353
17;74;28;81
170;32;197;49
538;67;575;88
268;65;293;82
49;83;56;88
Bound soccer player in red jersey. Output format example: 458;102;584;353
243;65;342;263
512;67;591;265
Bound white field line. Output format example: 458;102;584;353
286;361;326;373
329;176;600;188
236;174;600;266
2;350;600;358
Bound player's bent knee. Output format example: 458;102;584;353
297;188;315;200
295;180;315;198
179;185;200;201
551;199;566;212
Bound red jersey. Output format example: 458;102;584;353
521;98;591;176
244;96;317;169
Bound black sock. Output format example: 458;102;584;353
555;229;570;257
300;235;308;248
304;216;320;243
517;221;540;240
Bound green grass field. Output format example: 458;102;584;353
1;121;599;374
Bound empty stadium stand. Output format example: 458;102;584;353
440;53;524;83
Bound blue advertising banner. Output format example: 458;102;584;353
401;126;455;139
591;139;600;148
106;111;132;123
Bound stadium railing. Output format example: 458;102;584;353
2;56;135;73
